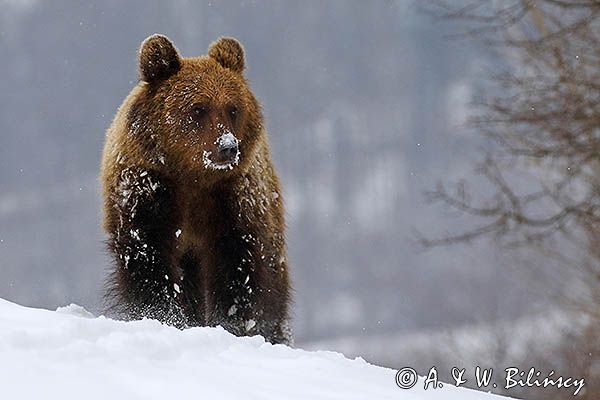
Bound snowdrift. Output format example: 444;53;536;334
0;299;512;399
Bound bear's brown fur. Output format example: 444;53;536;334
100;34;291;344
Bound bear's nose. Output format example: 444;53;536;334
218;142;239;160
216;132;239;163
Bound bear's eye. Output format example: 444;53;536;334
191;104;209;121
227;105;238;121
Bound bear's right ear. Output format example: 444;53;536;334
139;34;181;83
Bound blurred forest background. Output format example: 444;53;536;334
0;1;598;398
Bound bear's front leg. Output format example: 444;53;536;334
106;167;186;327
206;221;291;345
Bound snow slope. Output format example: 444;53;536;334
0;299;513;399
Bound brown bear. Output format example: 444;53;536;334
100;34;291;345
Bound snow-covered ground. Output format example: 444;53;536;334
0;299;513;399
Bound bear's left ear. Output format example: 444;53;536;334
208;37;245;73
139;34;181;83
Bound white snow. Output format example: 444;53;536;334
245;318;256;331
0;298;512;400
216;131;238;148
227;304;238;316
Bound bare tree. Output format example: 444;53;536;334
421;0;600;302
420;1;600;398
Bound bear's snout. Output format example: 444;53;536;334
216;132;239;163
202;132;240;170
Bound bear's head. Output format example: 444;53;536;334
129;34;263;183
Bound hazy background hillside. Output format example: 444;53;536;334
0;0;555;364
